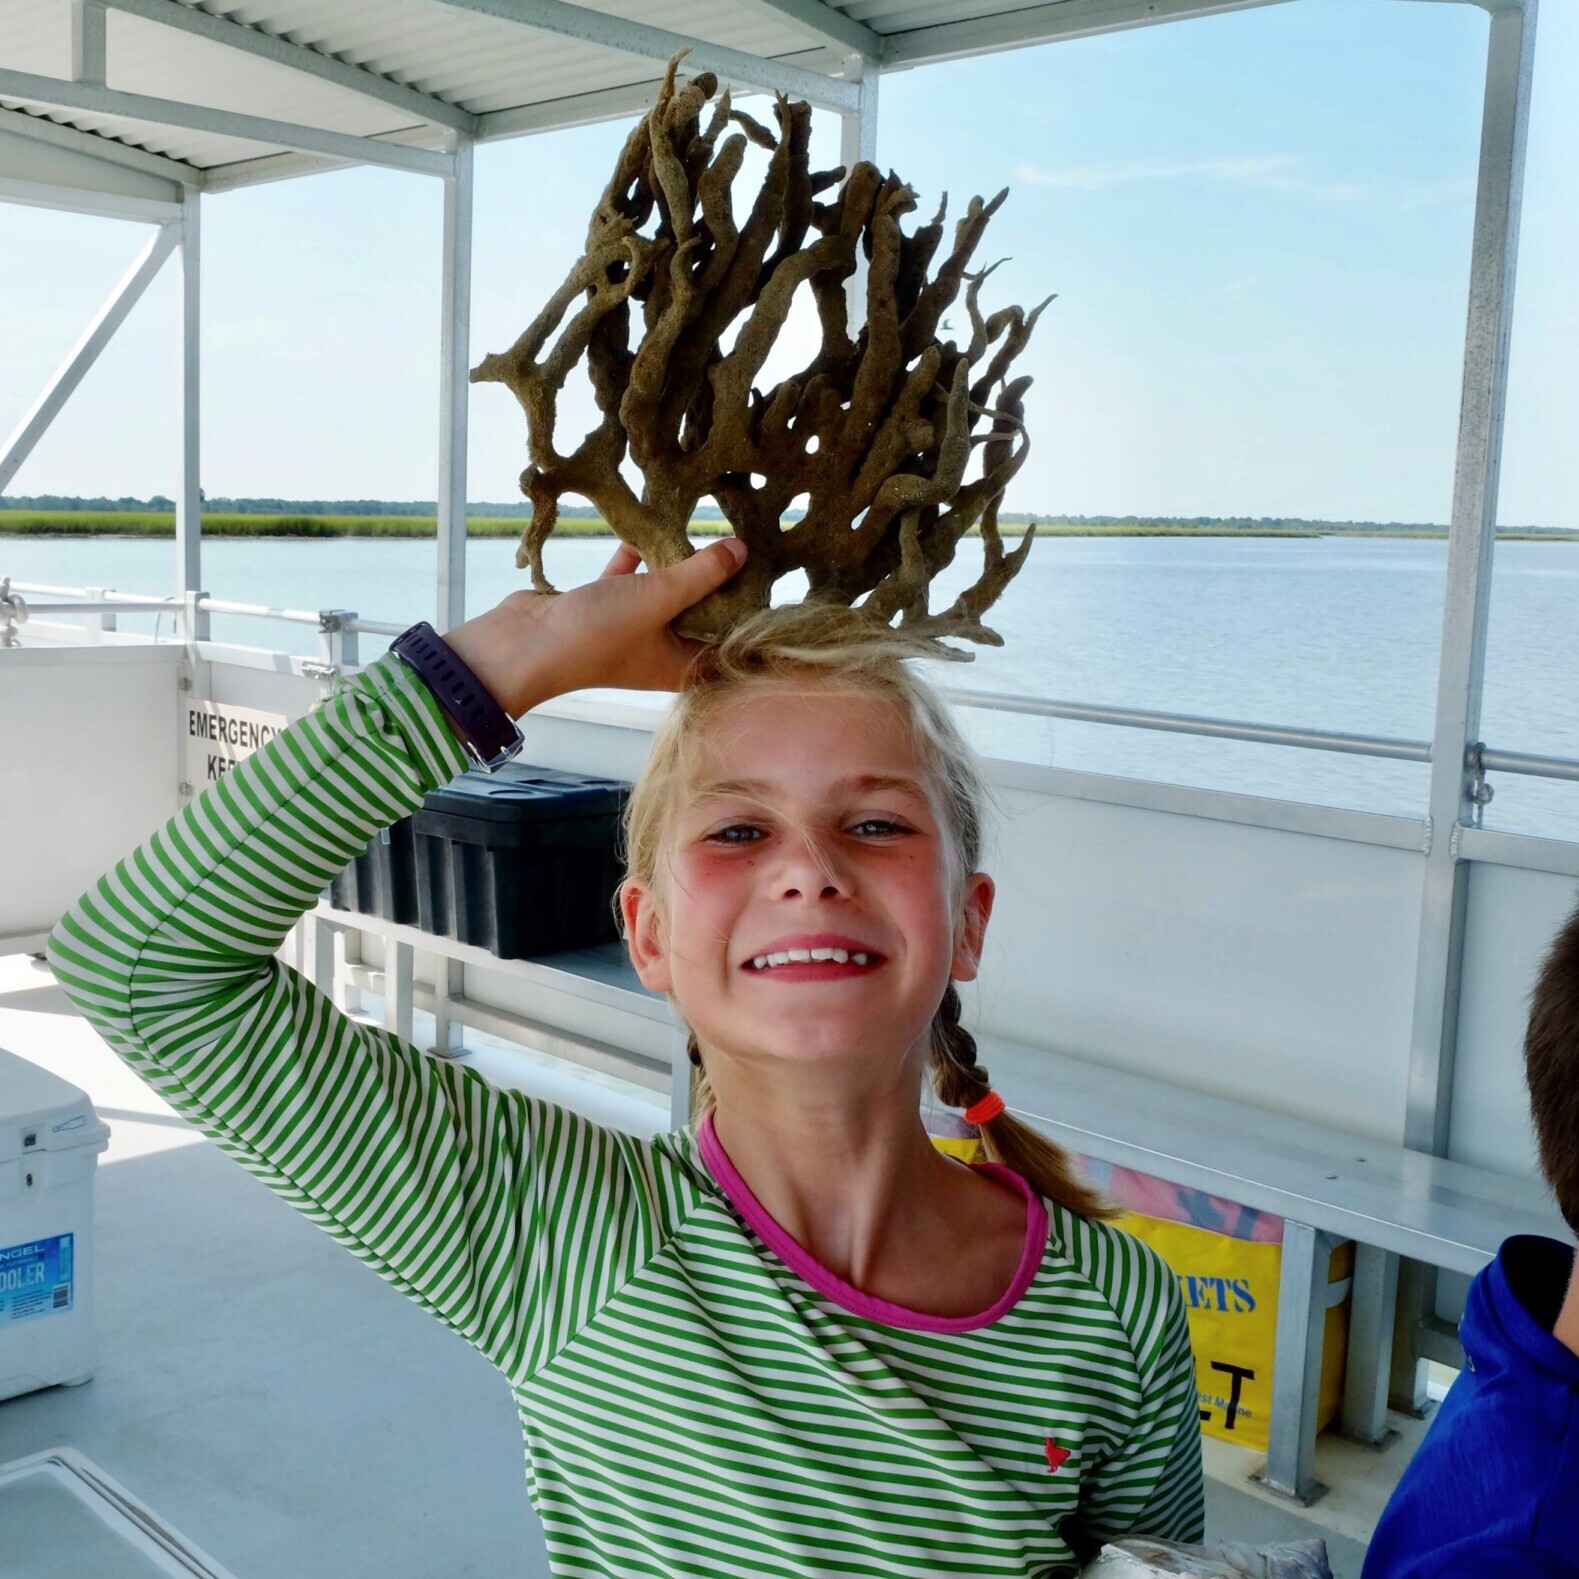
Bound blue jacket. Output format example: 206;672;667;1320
1363;1235;1579;1578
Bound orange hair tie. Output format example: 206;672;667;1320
963;1090;1005;1126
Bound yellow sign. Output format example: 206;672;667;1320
925;1139;1352;1449
1117;1212;1352;1451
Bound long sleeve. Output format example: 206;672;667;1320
46;653;667;1382
1070;1227;1207;1551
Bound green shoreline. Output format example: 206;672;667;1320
0;512;1573;543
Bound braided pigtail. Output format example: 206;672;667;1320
685;1033;713;1124
930;986;1115;1221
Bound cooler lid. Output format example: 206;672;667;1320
419;763;629;825
0;1047;110;1163
0;1448;241;1578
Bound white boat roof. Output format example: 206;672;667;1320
0;0;1279;191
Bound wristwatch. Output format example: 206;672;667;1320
390;620;525;774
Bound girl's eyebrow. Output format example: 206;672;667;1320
691;773;930;806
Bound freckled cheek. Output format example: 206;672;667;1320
666;854;754;970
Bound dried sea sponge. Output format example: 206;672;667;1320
472;53;1048;656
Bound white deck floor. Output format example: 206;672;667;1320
0;951;1428;1577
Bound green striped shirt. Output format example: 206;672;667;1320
47;652;1204;1577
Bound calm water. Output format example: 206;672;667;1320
6;533;1578;838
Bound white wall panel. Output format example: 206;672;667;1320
512;701;1429;1140
0;647;180;942
1452;860;1579;1175
968;788;1425;1140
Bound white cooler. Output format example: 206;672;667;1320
0;1045;111;1403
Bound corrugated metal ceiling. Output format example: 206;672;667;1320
0;0;1120;180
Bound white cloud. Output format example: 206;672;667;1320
1013;153;1372;203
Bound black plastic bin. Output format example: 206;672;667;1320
330;816;421;926
412;764;632;960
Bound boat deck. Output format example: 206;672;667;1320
0;950;1426;1578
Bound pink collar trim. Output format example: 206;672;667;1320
696;1110;1049;1333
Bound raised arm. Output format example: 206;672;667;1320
46;540;748;1379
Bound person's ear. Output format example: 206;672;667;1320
620;877;674;992
951;871;995;982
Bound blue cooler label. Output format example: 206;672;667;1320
0;1233;73;1325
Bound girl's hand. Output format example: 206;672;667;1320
438;538;748;717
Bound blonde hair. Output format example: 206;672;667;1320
618;602;1112;1221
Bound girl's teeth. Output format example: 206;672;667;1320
749;949;875;970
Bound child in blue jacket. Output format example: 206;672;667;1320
1363;898;1579;1577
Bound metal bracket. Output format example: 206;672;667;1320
0;578;28;647
300;660;338;682
1465;742;1495;826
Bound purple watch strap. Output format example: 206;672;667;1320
390;621;523;773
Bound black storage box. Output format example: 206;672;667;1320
330;817;421;926
412;764;631;960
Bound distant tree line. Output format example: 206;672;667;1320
4;496;1572;534
0;494;546;517
0;494;733;519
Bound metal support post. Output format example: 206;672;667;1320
838;58;879;332
1261;1221;1345;1506
1390;1258;1436;1415
82;588;117;643
175;187;203;613
1340;1244;1400;1449
430;955;466;1058
335;927;364;1016
669;1057;696;1131
313;610;359;697
436;137;474;635
299;912;335;999
0;225;179;493
71;1;106;84
1396;0;1537;1407
180;587;209;646
387;939;416;1046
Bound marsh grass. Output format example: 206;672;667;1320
1;512;1572;541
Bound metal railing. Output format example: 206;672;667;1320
935;686;1433;764
1479;746;1579;785
6;576;1579;790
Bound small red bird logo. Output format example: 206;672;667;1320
1043;1437;1070;1472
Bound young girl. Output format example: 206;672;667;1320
47;537;1204;1576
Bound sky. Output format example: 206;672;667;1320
1;0;1575;525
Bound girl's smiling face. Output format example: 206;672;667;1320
621;682;994;1076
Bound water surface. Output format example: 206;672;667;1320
6;533;1575;838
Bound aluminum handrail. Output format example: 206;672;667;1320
936;686;1433;763
200;596;323;624
16;600;178;615
1480;747;1579;784
6;582;407;636
9;576;1579;783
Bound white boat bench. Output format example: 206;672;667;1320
298;912;1569;1510
980;1032;1568;1506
